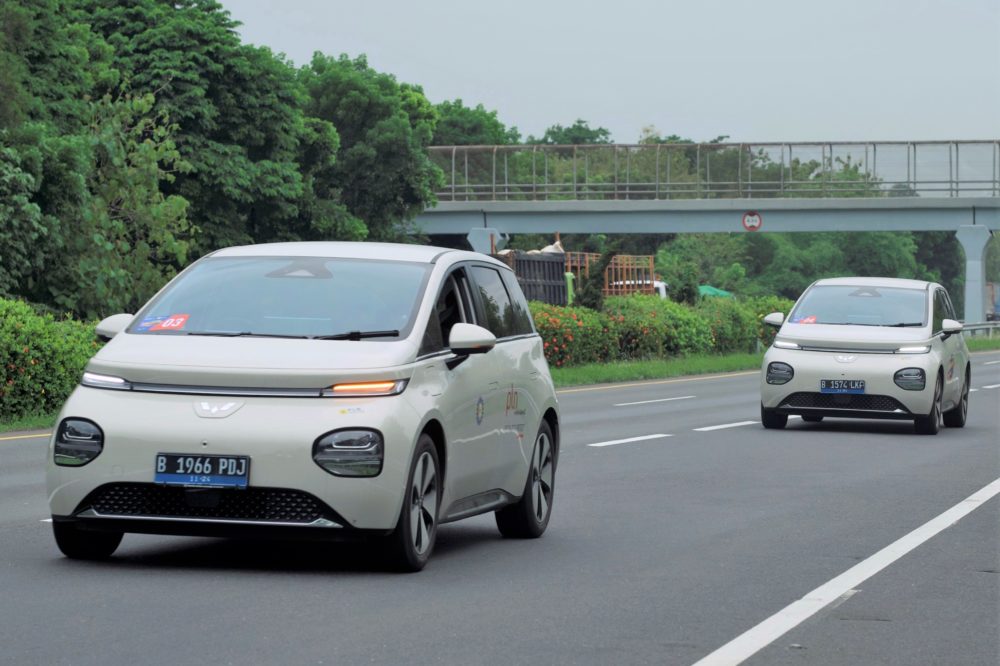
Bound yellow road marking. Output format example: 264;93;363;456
0;432;51;442
557;370;759;395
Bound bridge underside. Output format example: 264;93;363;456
415;197;999;322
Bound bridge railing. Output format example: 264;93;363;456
428;141;1000;202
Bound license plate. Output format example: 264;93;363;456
154;454;250;488
820;379;866;394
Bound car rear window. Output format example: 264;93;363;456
789;285;927;327
129;257;430;339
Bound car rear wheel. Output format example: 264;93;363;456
914;374;943;435
496;421;555;539
53;521;122;560
761;404;787;429
801;415;824;423
942;366;969;428
385;435;439;572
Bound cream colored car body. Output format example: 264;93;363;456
761;277;970;424
47;243;559;535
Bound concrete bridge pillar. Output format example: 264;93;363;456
956;225;992;323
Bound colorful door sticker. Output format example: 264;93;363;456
150;314;190;331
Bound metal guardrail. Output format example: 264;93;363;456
962;321;1000;338
428;141;1000;202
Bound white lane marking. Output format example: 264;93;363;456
614;395;695;407
970;388;979;392
694;421;759;432
587;434;672;448
983;360;1000;366
692;477;1000;666
40;519;52;523
982;384;1000;390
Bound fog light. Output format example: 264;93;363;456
313;429;384;477
894;367;926;391
766;362;794;385
54;419;104;466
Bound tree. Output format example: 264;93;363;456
299;53;443;240
431;99;519;145
529;119;612;145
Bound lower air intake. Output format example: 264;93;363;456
781;392;908;413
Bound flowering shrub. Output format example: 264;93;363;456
695;297;758;354
0;299;99;422
604;295;713;357
528;302;616;367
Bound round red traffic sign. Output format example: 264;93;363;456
742;211;762;231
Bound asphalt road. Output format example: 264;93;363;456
1;352;998;665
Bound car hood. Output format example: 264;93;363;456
86;333;419;389
776;323;931;352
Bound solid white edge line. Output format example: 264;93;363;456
694;421;759;432
692;477;1000;666
614;395;696;407
587;434;672;448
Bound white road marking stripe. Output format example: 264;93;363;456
614;395;695;407
970;388;979;392
982;384;1000;390
40;519;52;523
694;421;759;432
692;477;1000;666
983;360;1000;365
587;434;672;448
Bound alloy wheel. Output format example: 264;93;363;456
409;451;438;555
531;432;554;524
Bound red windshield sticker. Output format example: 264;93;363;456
794;315;817;324
150;314;190;331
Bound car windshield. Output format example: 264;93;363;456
129;256;430;339
788;285;927;327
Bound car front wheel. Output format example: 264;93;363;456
915;373;943;435
761;404;788;429
496;421;555;539
53;521;122;560
942;366;969;428
385;435;440;572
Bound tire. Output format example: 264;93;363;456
496;420;555;539
385;435;440;572
914;373;943;435
761;403;787;429
801;415;823;423
53;521;122;560
942;366;969;428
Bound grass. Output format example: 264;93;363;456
967;336;1000;353
550;352;764;388
0;411;57;435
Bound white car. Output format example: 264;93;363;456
760;277;970;435
47;242;560;571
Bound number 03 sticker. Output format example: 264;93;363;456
150;314;190;331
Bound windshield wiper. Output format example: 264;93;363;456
884;322;924;327
186;331;311;339
312;330;400;341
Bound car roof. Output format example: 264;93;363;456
209;241;504;267
812;277;933;291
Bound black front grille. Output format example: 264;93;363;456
79;483;329;523
781;392;908;412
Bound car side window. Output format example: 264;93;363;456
469;266;515;338
501;271;535;336
942;290;957;321
932;289;946;332
420;269;475;355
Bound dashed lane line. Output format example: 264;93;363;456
614;395;695;407
587;434;672;448
983;360;1000;366
692;477;1000;666
694;421;759;432
982;384;1000;390
557;371;758;395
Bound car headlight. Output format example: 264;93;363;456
895;345;931;354
321;380;407;397
766;362;794;385
773;340;800;350
54;418;104;466
312;429;384;477
894;368;926;391
81;372;132;391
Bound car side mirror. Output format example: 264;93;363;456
763;312;785;328
941;318;963;338
95;313;134;342
449;323;496;356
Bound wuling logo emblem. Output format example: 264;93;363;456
194;401;244;418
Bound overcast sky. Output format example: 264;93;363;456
227;0;1000;144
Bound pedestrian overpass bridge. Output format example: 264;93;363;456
415;140;1000;321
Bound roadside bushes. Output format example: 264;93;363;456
529;293;795;367
0;299;98;422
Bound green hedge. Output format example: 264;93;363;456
0;299;98;422
530;293;796;367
